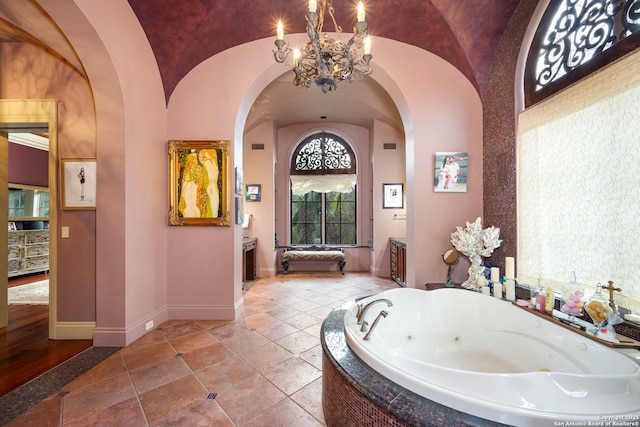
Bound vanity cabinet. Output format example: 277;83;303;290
389;238;406;287
242;237;257;283
8;229;49;277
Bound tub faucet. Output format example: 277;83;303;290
356;298;393;325
363;310;388;341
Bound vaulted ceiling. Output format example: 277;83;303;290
0;1;524;129
128;0;522;101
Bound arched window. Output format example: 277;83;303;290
290;133;357;245
525;0;640;106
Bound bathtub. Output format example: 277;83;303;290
343;288;640;426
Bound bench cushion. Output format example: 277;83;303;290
281;250;345;262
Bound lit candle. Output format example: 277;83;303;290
505;257;515;280
309;0;317;12
505;280;516;301
490;267;499;283
357;1;365;22
293;49;301;66
364;36;371;55
276;20;284;41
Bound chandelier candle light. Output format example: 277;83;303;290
274;0;373;93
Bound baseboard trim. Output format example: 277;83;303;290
92;326;128;347
55;321;96;340
167;303;239;320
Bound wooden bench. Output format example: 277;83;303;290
281;245;346;274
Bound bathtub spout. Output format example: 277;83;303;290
356;298;393;325
363;310;388;341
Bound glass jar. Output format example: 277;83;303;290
584;283;611;325
560;272;585;316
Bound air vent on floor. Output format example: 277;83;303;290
252;144;265;150
207;392;218;400
383;143;397;149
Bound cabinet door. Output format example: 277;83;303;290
390;241;398;280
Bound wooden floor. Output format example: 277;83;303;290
0;273;92;397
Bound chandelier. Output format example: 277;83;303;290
274;0;372;93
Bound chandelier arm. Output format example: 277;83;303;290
273;0;373;92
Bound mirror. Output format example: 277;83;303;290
8;183;49;220
442;248;459;288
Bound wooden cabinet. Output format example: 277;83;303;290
242;238;257;283
8;229;49;277
390;238;406;287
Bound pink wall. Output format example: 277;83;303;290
371;120;406;277
243;121;277;277
6;2;483;345
0;41;98;323
8;143;48;187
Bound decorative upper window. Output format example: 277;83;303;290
525;0;640;106
291;133;356;175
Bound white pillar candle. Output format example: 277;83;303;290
364;36;371;55
505;257;515;280
505;280;516;301
477;275;486;287
490;267;500;283
493;282;502;299
481;286;491;296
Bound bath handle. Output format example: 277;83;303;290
360;320;369;333
363;310;388;341
356;298;393;325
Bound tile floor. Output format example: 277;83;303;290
6;272;397;426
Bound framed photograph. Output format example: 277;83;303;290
434;152;468;192
383;183;404;209
61;158;97;210
235;196;244;225
246;184;261;202
8;222;16;231
168;140;231;226
235;167;243;195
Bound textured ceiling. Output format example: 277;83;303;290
128;0;522;102
0;1;523;129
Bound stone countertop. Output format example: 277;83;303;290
320;300;506;427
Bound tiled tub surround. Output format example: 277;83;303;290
322;290;640;427
321;301;507;427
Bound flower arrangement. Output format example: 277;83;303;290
450;217;502;289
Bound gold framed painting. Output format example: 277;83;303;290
168;140;231;226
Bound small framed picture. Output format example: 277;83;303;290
235;196;244;224
235;167;243;195
434;152;468;192
383;183;404;209
8;222;16;231
246;184;261;202
61;158;97;210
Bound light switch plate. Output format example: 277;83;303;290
61;226;70;238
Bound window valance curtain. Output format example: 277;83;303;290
290;174;356;196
